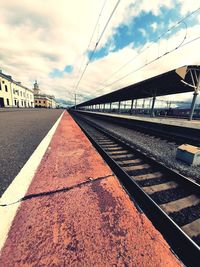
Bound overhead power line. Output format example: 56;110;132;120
94;6;200;94
103;35;200;90
74;0;122;92
73;0;107;91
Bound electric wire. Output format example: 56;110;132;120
94;6;200;94
103;35;200;91
74;0;122;92
73;0;107;91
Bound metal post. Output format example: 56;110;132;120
149;99;152;108
110;102;112;113
130;99;134;115
150;96;156;117
189;73;200;121
118;101;121;114
134;99;137;114
124;102;126;110
142;99;145;109
189;92;199;121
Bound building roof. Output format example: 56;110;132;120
76;65;200;107
34;94;51;100
0;71;33;93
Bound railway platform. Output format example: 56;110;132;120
0;111;181;266
77;110;200;130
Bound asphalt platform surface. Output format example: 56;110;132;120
0;109;63;197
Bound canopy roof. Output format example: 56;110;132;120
76;65;200;107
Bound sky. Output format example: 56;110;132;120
0;0;200;106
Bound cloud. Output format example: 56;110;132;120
0;0;199;105
138;28;148;38
49;65;73;78
150;22;158;31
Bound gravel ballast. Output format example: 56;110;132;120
78;114;200;184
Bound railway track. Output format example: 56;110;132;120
75;110;200;146
71;112;200;266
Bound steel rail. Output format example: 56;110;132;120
71;111;200;267
75;110;200;146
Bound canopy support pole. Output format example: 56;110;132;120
118;101;121;114
130;99;134;115
150;96;156;117
142;99;145;109
189;92;199;121
189;72;200;121
134;99;137;114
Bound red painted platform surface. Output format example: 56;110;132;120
0;112;182;266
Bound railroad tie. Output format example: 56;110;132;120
108;150;129;155
123;164;151;172
105;146;124;151
142;181;179;194
118;158;142;166
112;153;134;159
181;218;200;239
133;172;163;181
102;144;119;148
160;195;200;213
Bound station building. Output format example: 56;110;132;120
33;81;57;108
0;70;34;108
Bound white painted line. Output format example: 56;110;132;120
0;110;65;253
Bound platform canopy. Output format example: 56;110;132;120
75;65;200;107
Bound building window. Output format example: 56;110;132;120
13;89;15;94
14;99;17;106
20;91;22;96
2;80;5;84
21;100;23;106
5;85;8;92
7;99;9;106
39;100;41;103
44;101;45;104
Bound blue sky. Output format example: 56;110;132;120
49;65;73;78
89;3;199;61
51;3;191;76
52;4;191;76
0;0;199;102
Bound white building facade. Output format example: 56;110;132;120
0;71;34;108
33;81;57;109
